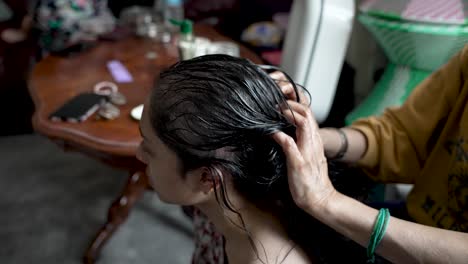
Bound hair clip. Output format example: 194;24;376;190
109;91;127;106
94;81;127;106
97;102;120;120
94;81;118;95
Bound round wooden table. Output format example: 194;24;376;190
28;25;261;264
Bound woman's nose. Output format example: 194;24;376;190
135;145;147;164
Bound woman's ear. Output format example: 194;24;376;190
185;167;221;195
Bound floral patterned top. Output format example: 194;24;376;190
191;207;227;264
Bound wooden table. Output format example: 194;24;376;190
28;25;261;264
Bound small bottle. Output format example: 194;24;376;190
171;19;195;60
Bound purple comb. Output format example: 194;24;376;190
107;60;133;83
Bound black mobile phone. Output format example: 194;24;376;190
49;93;108;123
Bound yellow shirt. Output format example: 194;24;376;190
351;45;468;232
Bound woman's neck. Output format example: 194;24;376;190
197;198;307;264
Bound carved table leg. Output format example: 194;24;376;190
84;171;149;264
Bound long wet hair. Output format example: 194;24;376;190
149;54;370;263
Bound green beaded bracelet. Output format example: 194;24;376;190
367;208;390;263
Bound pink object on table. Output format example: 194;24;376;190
360;0;467;25
107;60;133;83
402;0;465;24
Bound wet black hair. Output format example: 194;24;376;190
149;54;371;263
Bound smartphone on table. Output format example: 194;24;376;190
49;93;108;123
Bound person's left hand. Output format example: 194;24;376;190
272;100;337;213
269;71;310;105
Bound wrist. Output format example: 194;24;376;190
301;188;342;217
319;128;345;159
321;190;345;215
319;128;335;157
309;191;354;229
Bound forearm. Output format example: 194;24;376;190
309;192;468;264
319;127;367;163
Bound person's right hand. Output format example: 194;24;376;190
270;70;346;160
272;100;337;213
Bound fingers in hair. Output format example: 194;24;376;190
281;105;308;128
283;100;319;129
280;101;320;158
269;71;287;81
269;71;297;99
271;131;304;166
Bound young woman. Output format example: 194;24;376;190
136;54;367;263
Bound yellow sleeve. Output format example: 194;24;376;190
350;45;468;183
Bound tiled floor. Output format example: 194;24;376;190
0;134;194;264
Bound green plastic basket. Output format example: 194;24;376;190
359;14;468;71
346;63;431;124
